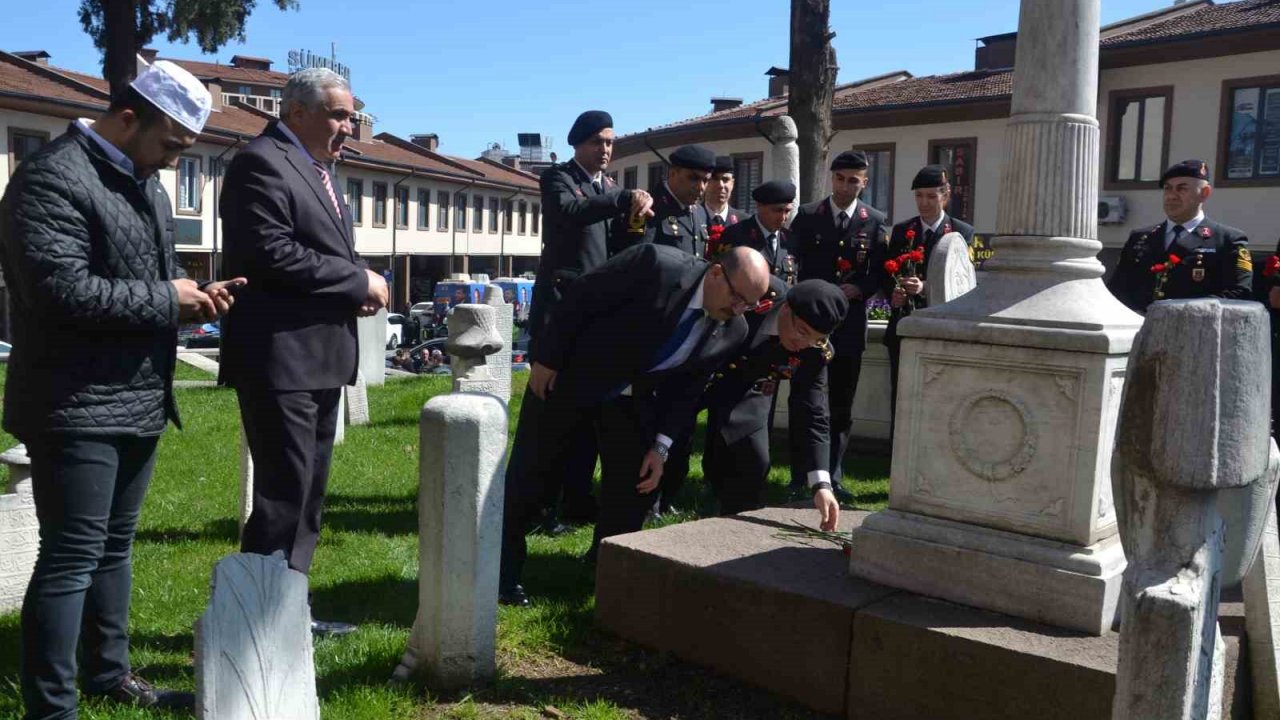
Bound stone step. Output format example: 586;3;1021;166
594;507;1249;719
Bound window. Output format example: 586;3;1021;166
372;182;387;227
417;189;429;229
395;186;409;229
455;192;467;229
8;128;48;175
1219;75;1280;186
437;190;450;230
237;85;252;95
647;161;668;191
532;203;541;235
488;197;499;233
518;200;528;234
731;153;763;213
928;138;977;224
269;88;282;99
504;200;514;233
347;179;363;224
473;195;484;232
1107;87;1172;188
623;166;638;190
852;144;895;218
177;155;201;213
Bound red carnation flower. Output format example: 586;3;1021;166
1264;256;1280;278
1151;263;1167;273
909;249;925;264
709;224;725;242
837;258;853;273
884;259;901;275
905;229;916;241
788;356;802;368
1168;254;1182;265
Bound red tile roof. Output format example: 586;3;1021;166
833;70;1013;111
1103;0;1280;47
0;52;106;105
163;57;289;87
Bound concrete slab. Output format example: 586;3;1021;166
596;507;1253;719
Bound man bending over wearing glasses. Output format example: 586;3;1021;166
526;243;771;563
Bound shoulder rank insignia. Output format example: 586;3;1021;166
820;339;834;363
1238;247;1253;272
943;222;952;235
859;207;869;221
1199;226;1212;238
729;214;738;224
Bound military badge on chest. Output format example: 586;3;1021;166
1192;251;1206;283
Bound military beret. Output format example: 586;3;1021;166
567;110;613;146
786;280;848;335
830;150;869;171
669;145;716;172
714;155;735;174
752;180;796;205
1160;159;1210;187
911;164;951;190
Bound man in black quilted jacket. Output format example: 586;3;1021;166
0;61;242;720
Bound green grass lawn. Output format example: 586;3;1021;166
0;366;889;719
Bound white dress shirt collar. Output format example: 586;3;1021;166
829;196;858;219
76;119;135;178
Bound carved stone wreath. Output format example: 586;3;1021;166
948;390;1038;482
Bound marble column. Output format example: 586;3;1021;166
848;0;1141;634
768;116;800;224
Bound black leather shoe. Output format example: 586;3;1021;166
831;482;856;504
91;672;194;710
498;585;531;607
310;618;358;637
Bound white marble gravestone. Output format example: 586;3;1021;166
768;115;800;224
848;0;1143;635
356;309;387;387
1244;509;1280;719
1110;299;1280;720
482;285;513;404
0;444;36;613
392;393;506;689
924;232;977;307
195;551;319;720
447;304;505;398
345;369;370;426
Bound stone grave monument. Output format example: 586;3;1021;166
768;115;800;223
849;0;1143;635
446;304;505;397
482;285;513;404
392;311;507;688
925;232;977;307
195;551;319;720
345;369;370;426
1110;299;1280;719
1244;510;1280;718
0;444;36;613
356;308;387;387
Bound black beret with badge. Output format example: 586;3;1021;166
786;280;849;335
752;180;796;206
567;110;613;146
1159;159;1210;187
911;164;951;190
669;145;717;172
830;150;869;171
714;155;735;174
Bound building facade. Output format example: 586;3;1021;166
0;48;543;322
609;0;1280;266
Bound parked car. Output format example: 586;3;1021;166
184;321;220;348
386;313;406;349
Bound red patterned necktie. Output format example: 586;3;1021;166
314;162;342;217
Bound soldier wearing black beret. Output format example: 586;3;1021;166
501;109;655;606
704;155;746;231
883;164;975;438
614;144;716;258
713;180;797;282
787;149;890;502
1106;159;1251;314
702;278;846;530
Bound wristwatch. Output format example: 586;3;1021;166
811;481;833;495
651;442;670;463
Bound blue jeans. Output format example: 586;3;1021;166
20;434;158;720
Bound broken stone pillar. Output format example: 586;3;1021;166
195;551;319;720
849;0;1142;635
768;116;800;224
356;308;387;387
0;444;36;613
1244;509;1280;720
345;369;369;426
1111;299;1280;720
392;392;507;689
924;233;977;307
482;286;513;403
445;304;505;397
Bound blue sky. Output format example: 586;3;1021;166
3;0;1165;157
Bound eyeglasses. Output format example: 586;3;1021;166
717;264;759;311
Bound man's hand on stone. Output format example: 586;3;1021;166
172;278;217;322
204;277;246;317
637;449;664;494
839;283;862;301
814;488;839;532
902;277;924;296
529;362;558;400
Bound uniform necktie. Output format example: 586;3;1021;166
592;179;602;195
768;233;778;261
653;308;705;367
314;162;342;218
925;228;936;246
838;211;849;232
1168;224;1186;251
713;214;724;225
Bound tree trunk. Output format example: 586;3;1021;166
103;0;138;101
788;0;838;204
